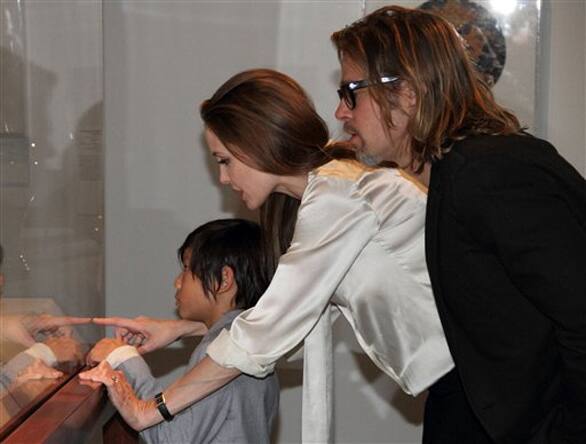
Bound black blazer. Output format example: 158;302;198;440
426;134;586;443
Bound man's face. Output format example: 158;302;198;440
335;56;414;166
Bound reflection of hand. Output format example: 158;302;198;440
79;361;156;431
16;358;64;382
1;314;91;347
23;313;92;337
43;336;84;366
86;338;126;366
93;316;207;354
2;315;36;347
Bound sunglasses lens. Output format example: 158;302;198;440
338;85;355;110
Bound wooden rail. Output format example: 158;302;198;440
2;369;137;443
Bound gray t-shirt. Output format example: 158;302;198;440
120;309;279;444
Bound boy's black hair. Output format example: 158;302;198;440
177;219;270;310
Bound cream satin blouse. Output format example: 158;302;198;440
207;159;454;442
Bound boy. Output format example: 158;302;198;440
87;219;279;443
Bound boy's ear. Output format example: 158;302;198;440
218;265;235;294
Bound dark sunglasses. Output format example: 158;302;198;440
337;76;399;110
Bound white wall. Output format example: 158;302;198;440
104;1;585;443
539;0;585;173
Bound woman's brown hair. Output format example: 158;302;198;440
332;5;522;172
200;69;352;273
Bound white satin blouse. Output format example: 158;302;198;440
207;159;454;441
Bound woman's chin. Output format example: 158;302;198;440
243;200;259;211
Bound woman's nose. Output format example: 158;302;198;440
219;168;230;185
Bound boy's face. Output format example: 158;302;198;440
174;249;215;325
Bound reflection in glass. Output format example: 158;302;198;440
0;0;103;433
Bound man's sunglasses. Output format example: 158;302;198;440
337;76;399;110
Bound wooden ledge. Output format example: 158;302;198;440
2;369;137;443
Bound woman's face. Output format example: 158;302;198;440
205;128;280;210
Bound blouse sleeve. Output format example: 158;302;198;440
207;174;379;377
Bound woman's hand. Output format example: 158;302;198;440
79;361;159;431
80;356;241;431
92;316;208;354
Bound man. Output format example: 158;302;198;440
332;6;586;443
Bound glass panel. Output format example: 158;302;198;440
1;0;103;431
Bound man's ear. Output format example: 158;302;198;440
399;81;418;110
218;265;235;294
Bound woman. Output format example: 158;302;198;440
81;69;454;442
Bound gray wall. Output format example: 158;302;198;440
104;2;585;443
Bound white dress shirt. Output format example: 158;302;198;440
207;159;454;442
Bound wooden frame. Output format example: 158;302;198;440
2;371;137;443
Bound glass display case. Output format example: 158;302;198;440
0;0;106;439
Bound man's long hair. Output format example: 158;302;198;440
332;6;522;173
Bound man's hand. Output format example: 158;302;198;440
43;336;85;366
93;316;207;354
86;337;126;366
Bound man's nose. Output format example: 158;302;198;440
335;99;351;121
174;273;182;289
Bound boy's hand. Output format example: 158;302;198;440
86;337;126;366
92;316;207;354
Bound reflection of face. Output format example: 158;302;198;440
335;57;414;166
204;128;280;210
174;249;214;325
